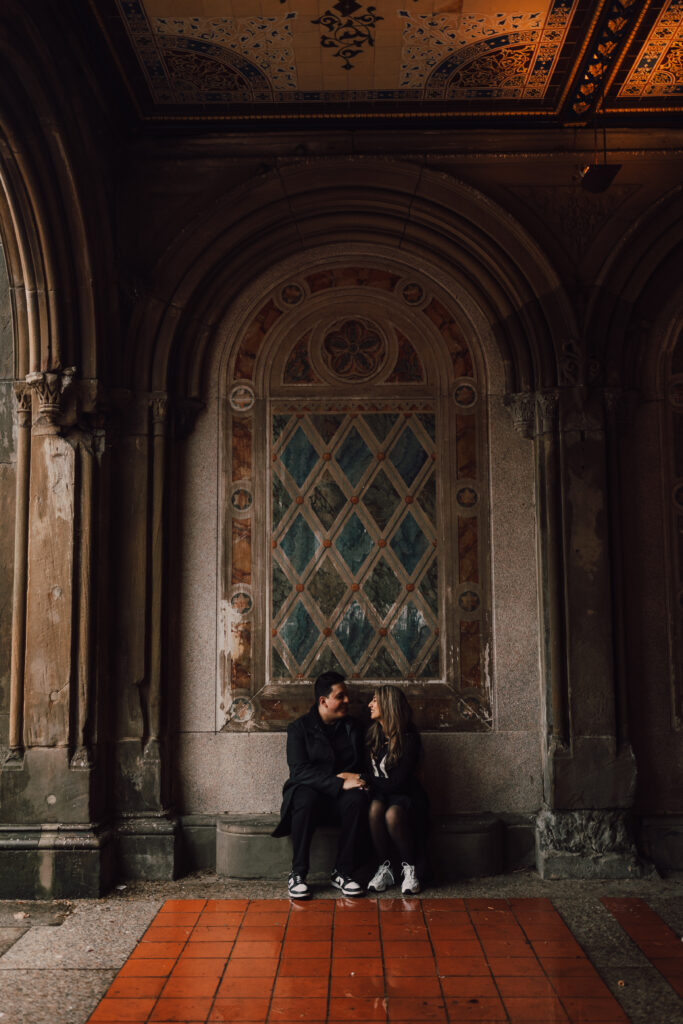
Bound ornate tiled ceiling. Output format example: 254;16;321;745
92;0;683;123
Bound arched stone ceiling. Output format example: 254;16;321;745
91;0;683;125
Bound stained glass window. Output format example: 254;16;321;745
271;405;439;681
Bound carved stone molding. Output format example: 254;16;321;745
25;367;76;429
13;383;32;425
151;394;169;435
536;389;560;434
506;392;536;439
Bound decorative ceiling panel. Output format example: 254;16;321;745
91;0;683;122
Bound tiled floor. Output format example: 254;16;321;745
82;895;654;1023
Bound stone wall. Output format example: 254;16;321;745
0;239;15;749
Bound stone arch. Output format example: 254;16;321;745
210;246;500;734
126;160;575;400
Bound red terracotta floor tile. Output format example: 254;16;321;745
421;899;466;911
208;997;270;1021
478;940;534;958
550;974;612;998
107;975;167;998
334;925;380;940
278;958;330;977
232;940;282;958
443;995;507;1020
332;939;382;957
330;974;385;997
330;957;384;977
494;975;556;997
540;958;602;979
531;938;586;958
181;941;234;958
197;912;245;927
650;956;683;977
268;996;328;1020
380;897;423;912
383;939;433;958
162;973;221;997
171;958;229;977
116;958;178;978
239;925;287;941
486;957;545;977
222;958;280;978
501;995;569;1021
286;925;333;941
150;996;215;1021
274;975;330;998
204;898;249;911
439;977;499;998
384;956;438;976
191;926;239;942
386;996;447;1020
89;997;158;1021
431;940;484;958
327;995;387;1020
218;976;276;998
281;939;332;957
385;975;442;997
436;957;491;977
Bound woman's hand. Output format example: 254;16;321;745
337;772;367;790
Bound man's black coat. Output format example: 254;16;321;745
271;704;365;838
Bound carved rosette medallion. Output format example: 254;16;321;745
280;283;304;306
456;486;478;510
402;282;425;305
230;589;253;616
321;318;387;381
231;485;253;514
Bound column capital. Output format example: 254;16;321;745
506;392;536;439
25;367;76;430
536;389;560;434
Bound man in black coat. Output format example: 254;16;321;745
272;671;368;899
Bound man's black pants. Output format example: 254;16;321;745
289;785;368;877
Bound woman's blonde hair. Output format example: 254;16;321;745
367;685;412;768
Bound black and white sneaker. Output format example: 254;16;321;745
288;872;311;899
331;870;364;897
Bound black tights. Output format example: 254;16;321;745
369;798;415;864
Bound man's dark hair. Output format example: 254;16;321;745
314;671;345;702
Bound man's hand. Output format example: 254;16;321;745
337;772;367;790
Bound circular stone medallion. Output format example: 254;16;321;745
402;282;425;305
228;697;254;723
231;486;253;512
230;384;255;412
456;486;478;509
281;283;304;306
230;591;253;615
458;590;481;613
454;382;477;408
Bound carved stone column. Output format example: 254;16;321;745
110;391;179;881
0;369;114;898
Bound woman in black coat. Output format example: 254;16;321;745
364;684;429;895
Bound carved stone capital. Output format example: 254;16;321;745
25;367;76;428
13;382;32;425
150;394;169;435
506;392;536;439
536;389;560;434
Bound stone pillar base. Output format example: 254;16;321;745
115;814;181;880
0;824;114;898
639;815;683;875
535;808;650;880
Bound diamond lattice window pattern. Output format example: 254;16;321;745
271;408;439;681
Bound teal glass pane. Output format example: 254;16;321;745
336;513;373;575
389;426;427;486
311;645;346;679
310;414;345;445
272;474;292;530
417;472;436;526
367;645;401;679
363;557;401;619
390;512;428;575
418;413;435;441
335;600;374;664
273;414;290;445
281;514;320;574
419;557;438;614
363;469;400;531
335;427;372;487
281;601;319;664
418;644;440;678
310;470;346;531
281;425;318;488
272;560;292;619
391;602;430;663
309;557;347;617
365;413;397;442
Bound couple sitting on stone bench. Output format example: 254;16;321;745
272;671;429;899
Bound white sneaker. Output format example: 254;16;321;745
401;862;421;895
367;860;395;892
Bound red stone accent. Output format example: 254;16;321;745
296;496;304;504
406;583;415;591
351;496;359;504
323;452;331;461
378;539;386;548
351;583;359;591
405;495;413;504
296;584;304;592
323;539;332;548
377;452;385;460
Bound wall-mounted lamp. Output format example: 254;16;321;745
580;120;621;193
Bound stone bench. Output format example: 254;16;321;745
213;813;520;881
